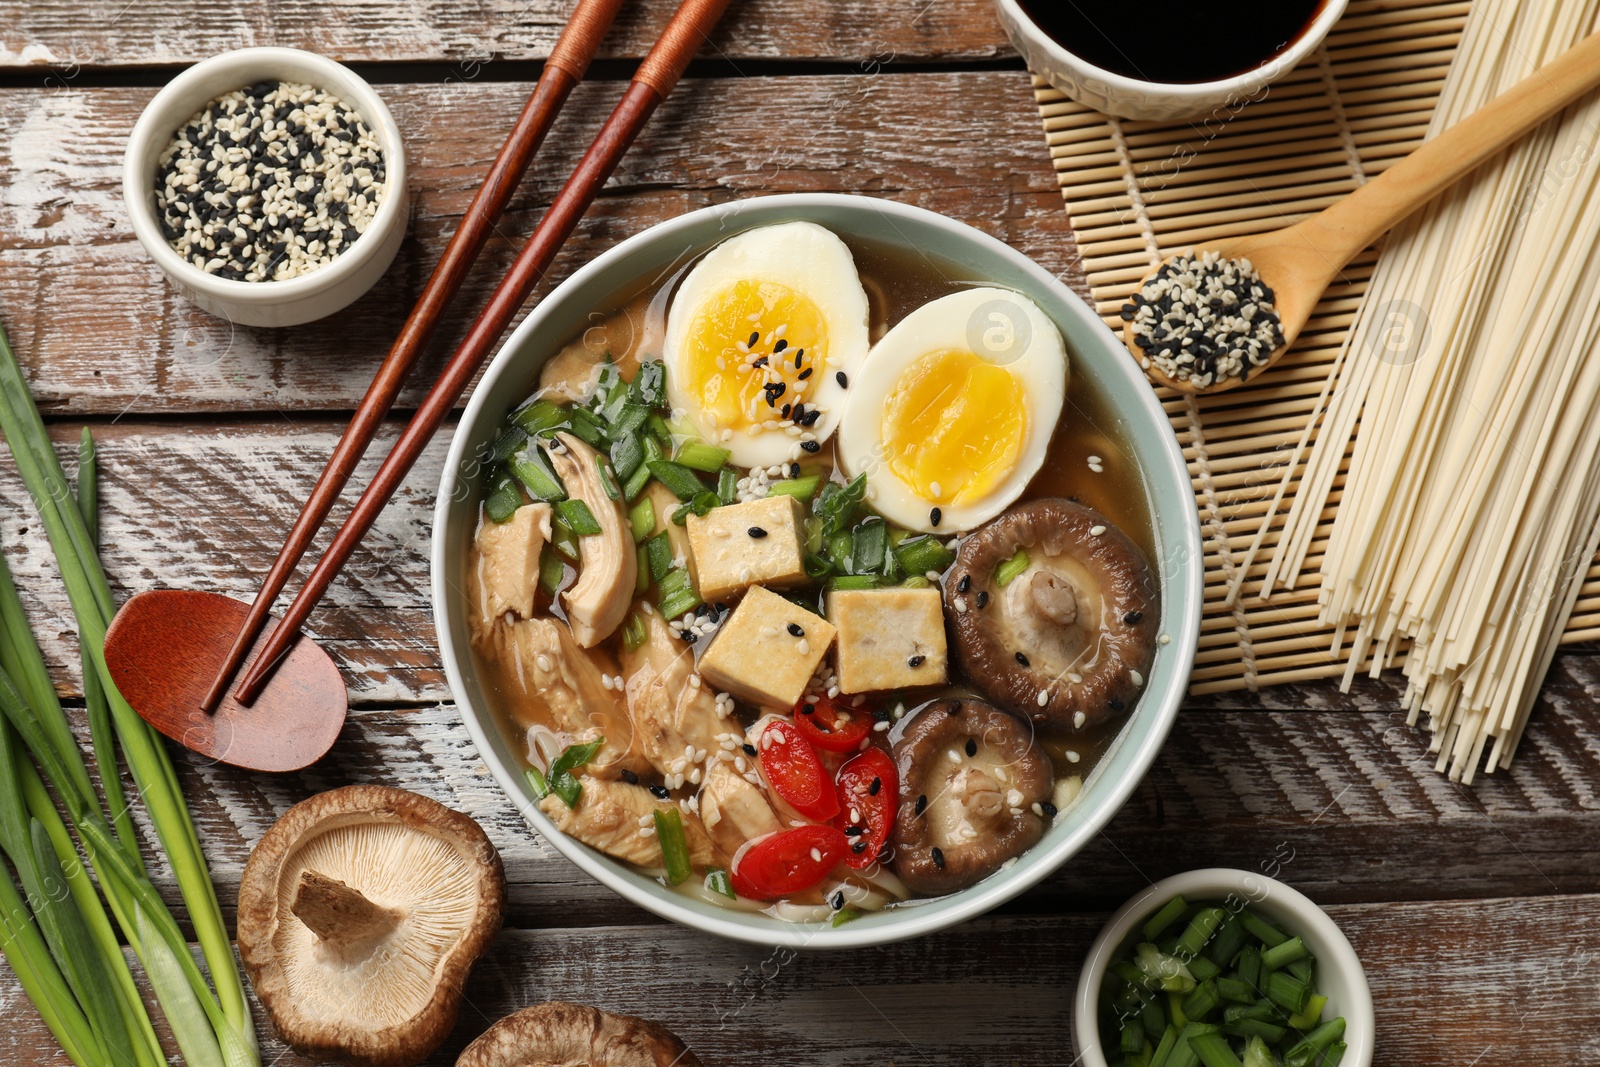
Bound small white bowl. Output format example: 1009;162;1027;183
995;0;1349;123
123;47;408;328
1074;868;1374;1067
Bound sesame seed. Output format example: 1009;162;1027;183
748;526;768;538
1041;800;1059;818
810;848;823;863
1073;711;1087;729
1131;670;1145;687
801;439;821;453
748;331;760;347
787;622;805;637
1036;689;1049;707
1015;651;1030;667
930;506;942;527
1066;750;1081;763
976;590;990;608
1124;610;1144;624
915;794;927;815
908;654;925;668
1160;633;1172;645
931;846;945;869
1090;525;1107;536
649;785;670;799
965;738;977;757
957;574;970;593
835;371;849;388
869;777;881;795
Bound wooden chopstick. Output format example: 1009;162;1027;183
232;0;737;703
199;0;626;713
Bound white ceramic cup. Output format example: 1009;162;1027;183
995;0;1349;123
123;47;408;328
1073;868;1375;1067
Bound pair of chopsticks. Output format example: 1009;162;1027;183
203;0;736;710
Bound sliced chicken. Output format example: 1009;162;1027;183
547;432;635;647
699;760;781;859
539;777;714;870
620;611;729;780
470;502;552;633
480;615;649;779
537;302;649;403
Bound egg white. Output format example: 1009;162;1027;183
663;221;871;469
836;287;1068;533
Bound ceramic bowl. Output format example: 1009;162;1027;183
432;193;1203;948
1073;868;1375;1067
123;47;408;328
995;0;1349;123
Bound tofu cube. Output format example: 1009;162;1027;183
698;586;835;708
827;587;948;693
686;495;808;603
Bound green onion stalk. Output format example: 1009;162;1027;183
0;323;258;1067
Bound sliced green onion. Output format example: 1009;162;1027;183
1263;971;1309;1016
1175;906;1227;958
716;467;738;505
852;519;887;573
650;412;679;444
512;398;568;435
1233;945;1261;992
1239;909;1288;948
1135;943;1196;994
1121;1019;1146;1055
1282;1018;1344;1067
629;496;656;543
509;447;566;502
815;473;867;535
630;361;666;408
657;567;702;620
1180;978;1220;1022
635;545;650;596
1285;993;1327;1030
611;402;650;439
1187;956;1221;982
804;554;833;580
1322;1041;1347;1066
645;532;673;583
622;613;647;652
1239;1036;1274;1067
995;547;1031;586
1215;977;1255;1005
483;467;523;523
555;497;602;536
646;459;706;500
548;739;604;809
550;516;581;562
768;474;822;502
610;432;645;482
825;531;854;572
671;491;720;525
539;548;568;596
1220;1017;1286;1045
894;535;956;577
705;867;736;899
899;575;930;589
490;425;528;464
1186;1030;1243;1067
674;439;731;472
1145;896;1190;940
653;808;692;885
1150;1025;1180;1067
827;575;879;592
1168;1023;1219;1067
1207;913;1249;967
597;457;623;500
525;765;550;800
831;907;863;928
565;406;609;449
1260;935;1306;971
622;443;655;501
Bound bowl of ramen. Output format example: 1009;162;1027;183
433;194;1201;947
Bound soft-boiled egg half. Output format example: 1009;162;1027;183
664;222;871;469
837;287;1067;533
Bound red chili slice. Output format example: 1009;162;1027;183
834;747;897;870
731;824;850;900
758;720;840;822
792;695;874;753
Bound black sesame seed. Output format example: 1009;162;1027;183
831;891;845;910
908;655;926;668
620;769;639;784
976;590;990;609
1110;697;1126;712
1041;800;1059;818
742;743;758;756
872;708;890;722
957;574;970;593
852;839;868;854
836;371;849;388
774;339;789;353
649;785;670;799
1124;610;1144;625
797;367;813;380
869;777;881;796
931;846;945;869
947;700;963;716
801;704;816;715
789;463;801;478
965;738;977;757
915;794;928;816
788;623;805;637
930;507;942;528
751;356;769;369
801;440;821;453
844;825;864;836
1015;651;1031;667
748;526;768;538
748;331;760;347
780;403;792;418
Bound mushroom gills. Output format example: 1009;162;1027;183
999;552;1107;676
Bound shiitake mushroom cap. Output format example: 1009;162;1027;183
456;1001;703;1067
890;698;1052;895
948;499;1157;731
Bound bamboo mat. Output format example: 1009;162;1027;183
1033;0;1600;696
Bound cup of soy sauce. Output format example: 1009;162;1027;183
996;0;1348;123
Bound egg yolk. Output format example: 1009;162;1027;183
880;348;1028;505
684;280;828;433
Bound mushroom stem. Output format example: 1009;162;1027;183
291;870;403;945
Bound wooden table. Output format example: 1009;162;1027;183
0;2;1596;1063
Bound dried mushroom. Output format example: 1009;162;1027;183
456;1002;703;1067
548;431;636;647
238;785;505;1067
891;698;1052;895
950;499;1157;730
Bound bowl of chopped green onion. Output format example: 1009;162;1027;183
1075;868;1373;1067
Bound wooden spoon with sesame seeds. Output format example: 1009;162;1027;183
1125;28;1600;396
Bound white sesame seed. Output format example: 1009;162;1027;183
810;848;823;863
1073;711;1087;729
1036;690;1049;707
1090;525;1107;537
1066;750;1081;764
1160;633;1171;645
1130;670;1144;687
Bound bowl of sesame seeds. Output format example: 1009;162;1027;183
123;47;408;328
